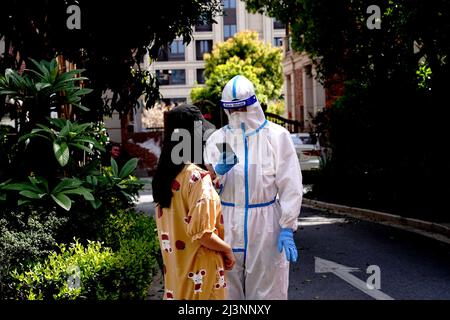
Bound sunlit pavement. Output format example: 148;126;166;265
290;206;450;300
135;178;155;216
137;183;450;300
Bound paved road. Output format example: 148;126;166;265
290;206;450;300
137;183;450;300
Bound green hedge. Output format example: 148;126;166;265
101;208;160;299
11;209;160;300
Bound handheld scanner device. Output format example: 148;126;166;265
216;142;235;155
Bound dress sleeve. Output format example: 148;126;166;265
186;171;220;242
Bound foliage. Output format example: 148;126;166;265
0;206;68;299
2;176;94;211
0;58;92;133
0;60;103;183
0;0;223;122
100;209;160;299
86;158;144;210
190;31;283;122
19;118;105;168
246;0;450;220
11;210;160;300
0;125;14;175
11;240;116;300
266;100;285;115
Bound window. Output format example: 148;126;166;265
274;37;283;47
157;41;185;61
170;41;185;59
169;41;185;61
195;24;213;32
196;40;213;60
196;69;205;84
274;19;285;29
223;0;236;9
156;69;186;85
171;70;186;85
223;0;237;40
224;24;237;40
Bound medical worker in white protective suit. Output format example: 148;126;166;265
204;75;303;300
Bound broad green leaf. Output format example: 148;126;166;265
32;176;49;192
89;199;102;210
52;178;83;194
19;190;45;199
2;182;40;192
63;187;94;201
18;133;51;143
53;142;70;167
69;143;94;155
0;89;20;95
29;58;50;79
75;104;90;111
0;179;12;187
119;158;139;179
18;199;31;206
60;122;71;137
111;158;119;177
49;118;67;129
50;193;72;211
72;123;92;133
35;82;51;91
74;88;93;96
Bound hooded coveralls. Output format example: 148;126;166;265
204;75;303;300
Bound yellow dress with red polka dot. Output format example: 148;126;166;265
155;163;226;300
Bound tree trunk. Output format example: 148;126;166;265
120;112;129;144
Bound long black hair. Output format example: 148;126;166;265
152;104;214;208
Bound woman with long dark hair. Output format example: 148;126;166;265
152;104;235;300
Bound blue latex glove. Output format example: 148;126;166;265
214;152;238;176
277;228;298;262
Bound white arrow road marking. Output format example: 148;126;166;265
315;257;394;300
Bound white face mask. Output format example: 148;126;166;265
229;110;247;124
227;105;266;132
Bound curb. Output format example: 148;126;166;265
302;198;450;245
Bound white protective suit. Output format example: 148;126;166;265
204;75;303;300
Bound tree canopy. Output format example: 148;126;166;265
244;0;450;220
191;30;283;123
0;0;222;122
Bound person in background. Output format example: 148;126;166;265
105;142;129;167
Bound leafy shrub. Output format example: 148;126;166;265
266;100;285;116
11;209;160;300
100;208;160;299
0;207;68;299
11;240;116;300
0;58;92;133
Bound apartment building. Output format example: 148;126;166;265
106;0;286;142
282;39;343;131
148;0;286;107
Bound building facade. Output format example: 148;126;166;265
282;38;344;131
107;0;286;142
149;0;286;107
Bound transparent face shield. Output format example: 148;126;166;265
221;95;265;132
220;95;258;110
